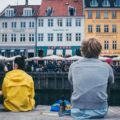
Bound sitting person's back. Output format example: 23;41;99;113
68;38;114;119
2;57;35;112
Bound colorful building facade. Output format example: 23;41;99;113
37;0;84;57
84;0;120;57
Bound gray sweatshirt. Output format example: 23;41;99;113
68;58;114;109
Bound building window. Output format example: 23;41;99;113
11;34;16;42
46;7;53;16
29;34;34;42
57;19;63;27
23;8;32;16
57;33;62;41
88;25;93;32
104;41;109;49
2;22;7;28
104;25;109;32
104;10;108;18
48;33;53;41
38;19;44;27
112;11;117;19
66;18;72;27
20;22;26;28
5;8;14;16
114;0;120;7
11;22;17;28
112;41;117;49
68;6;76;16
102;0;110;7
20;34;25;42
90;0;98;7
112;25;117;33
29;21;34;28
38;33;44;41
96;10;100;19
76;18;81;26
2;34;7;42
48;19;53;27
96;25;101;32
76;33;81;41
66;33;72;41
88;10;92;19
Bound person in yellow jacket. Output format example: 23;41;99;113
2;56;35;112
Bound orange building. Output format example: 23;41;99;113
84;0;120;57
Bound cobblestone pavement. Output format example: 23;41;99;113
0;106;120;120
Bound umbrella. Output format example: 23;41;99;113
112;56;120;61
98;56;110;61
65;55;83;60
5;55;21;61
42;55;64;60
0;55;6;60
25;57;43;61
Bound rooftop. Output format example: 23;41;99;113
38;0;83;17
85;0;120;8
0;5;40;17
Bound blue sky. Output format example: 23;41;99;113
0;0;42;12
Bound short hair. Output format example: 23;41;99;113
81;38;102;58
14;56;25;70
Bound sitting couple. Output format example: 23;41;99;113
0;38;114;120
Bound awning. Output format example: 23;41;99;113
47;49;53;55
28;49;34;53
20;50;24;52
11;50;15;52
1;50;5;52
66;49;72;56
56;49;63;56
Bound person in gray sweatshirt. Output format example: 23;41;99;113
68;38;114;119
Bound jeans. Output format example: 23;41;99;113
71;107;108;119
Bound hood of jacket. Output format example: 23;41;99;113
6;69;28;83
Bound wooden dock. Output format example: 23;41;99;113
0;106;120;120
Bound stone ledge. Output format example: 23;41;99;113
0;105;120;120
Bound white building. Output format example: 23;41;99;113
0;3;39;57
37;0;84;56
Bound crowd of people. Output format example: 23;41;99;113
0;58;120;74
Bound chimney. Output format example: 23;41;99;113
25;0;28;6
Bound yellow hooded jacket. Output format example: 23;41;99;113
2;69;35;112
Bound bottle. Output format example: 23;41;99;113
58;95;65;117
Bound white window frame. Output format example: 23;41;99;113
66;18;72;27
57;33;62;41
66;33;72;41
38;33;44;41
48;33;53;41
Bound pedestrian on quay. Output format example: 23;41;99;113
2;56;35;112
68;38;114;119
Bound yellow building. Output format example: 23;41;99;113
84;0;120;56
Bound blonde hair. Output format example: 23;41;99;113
81;38;102;58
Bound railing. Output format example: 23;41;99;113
0;72;120;105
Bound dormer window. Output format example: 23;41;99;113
90;0;98;7
46;7;53;16
69;6;76;16
5;8;14;17
102;0;110;7
114;0;120;7
23;8;32;16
